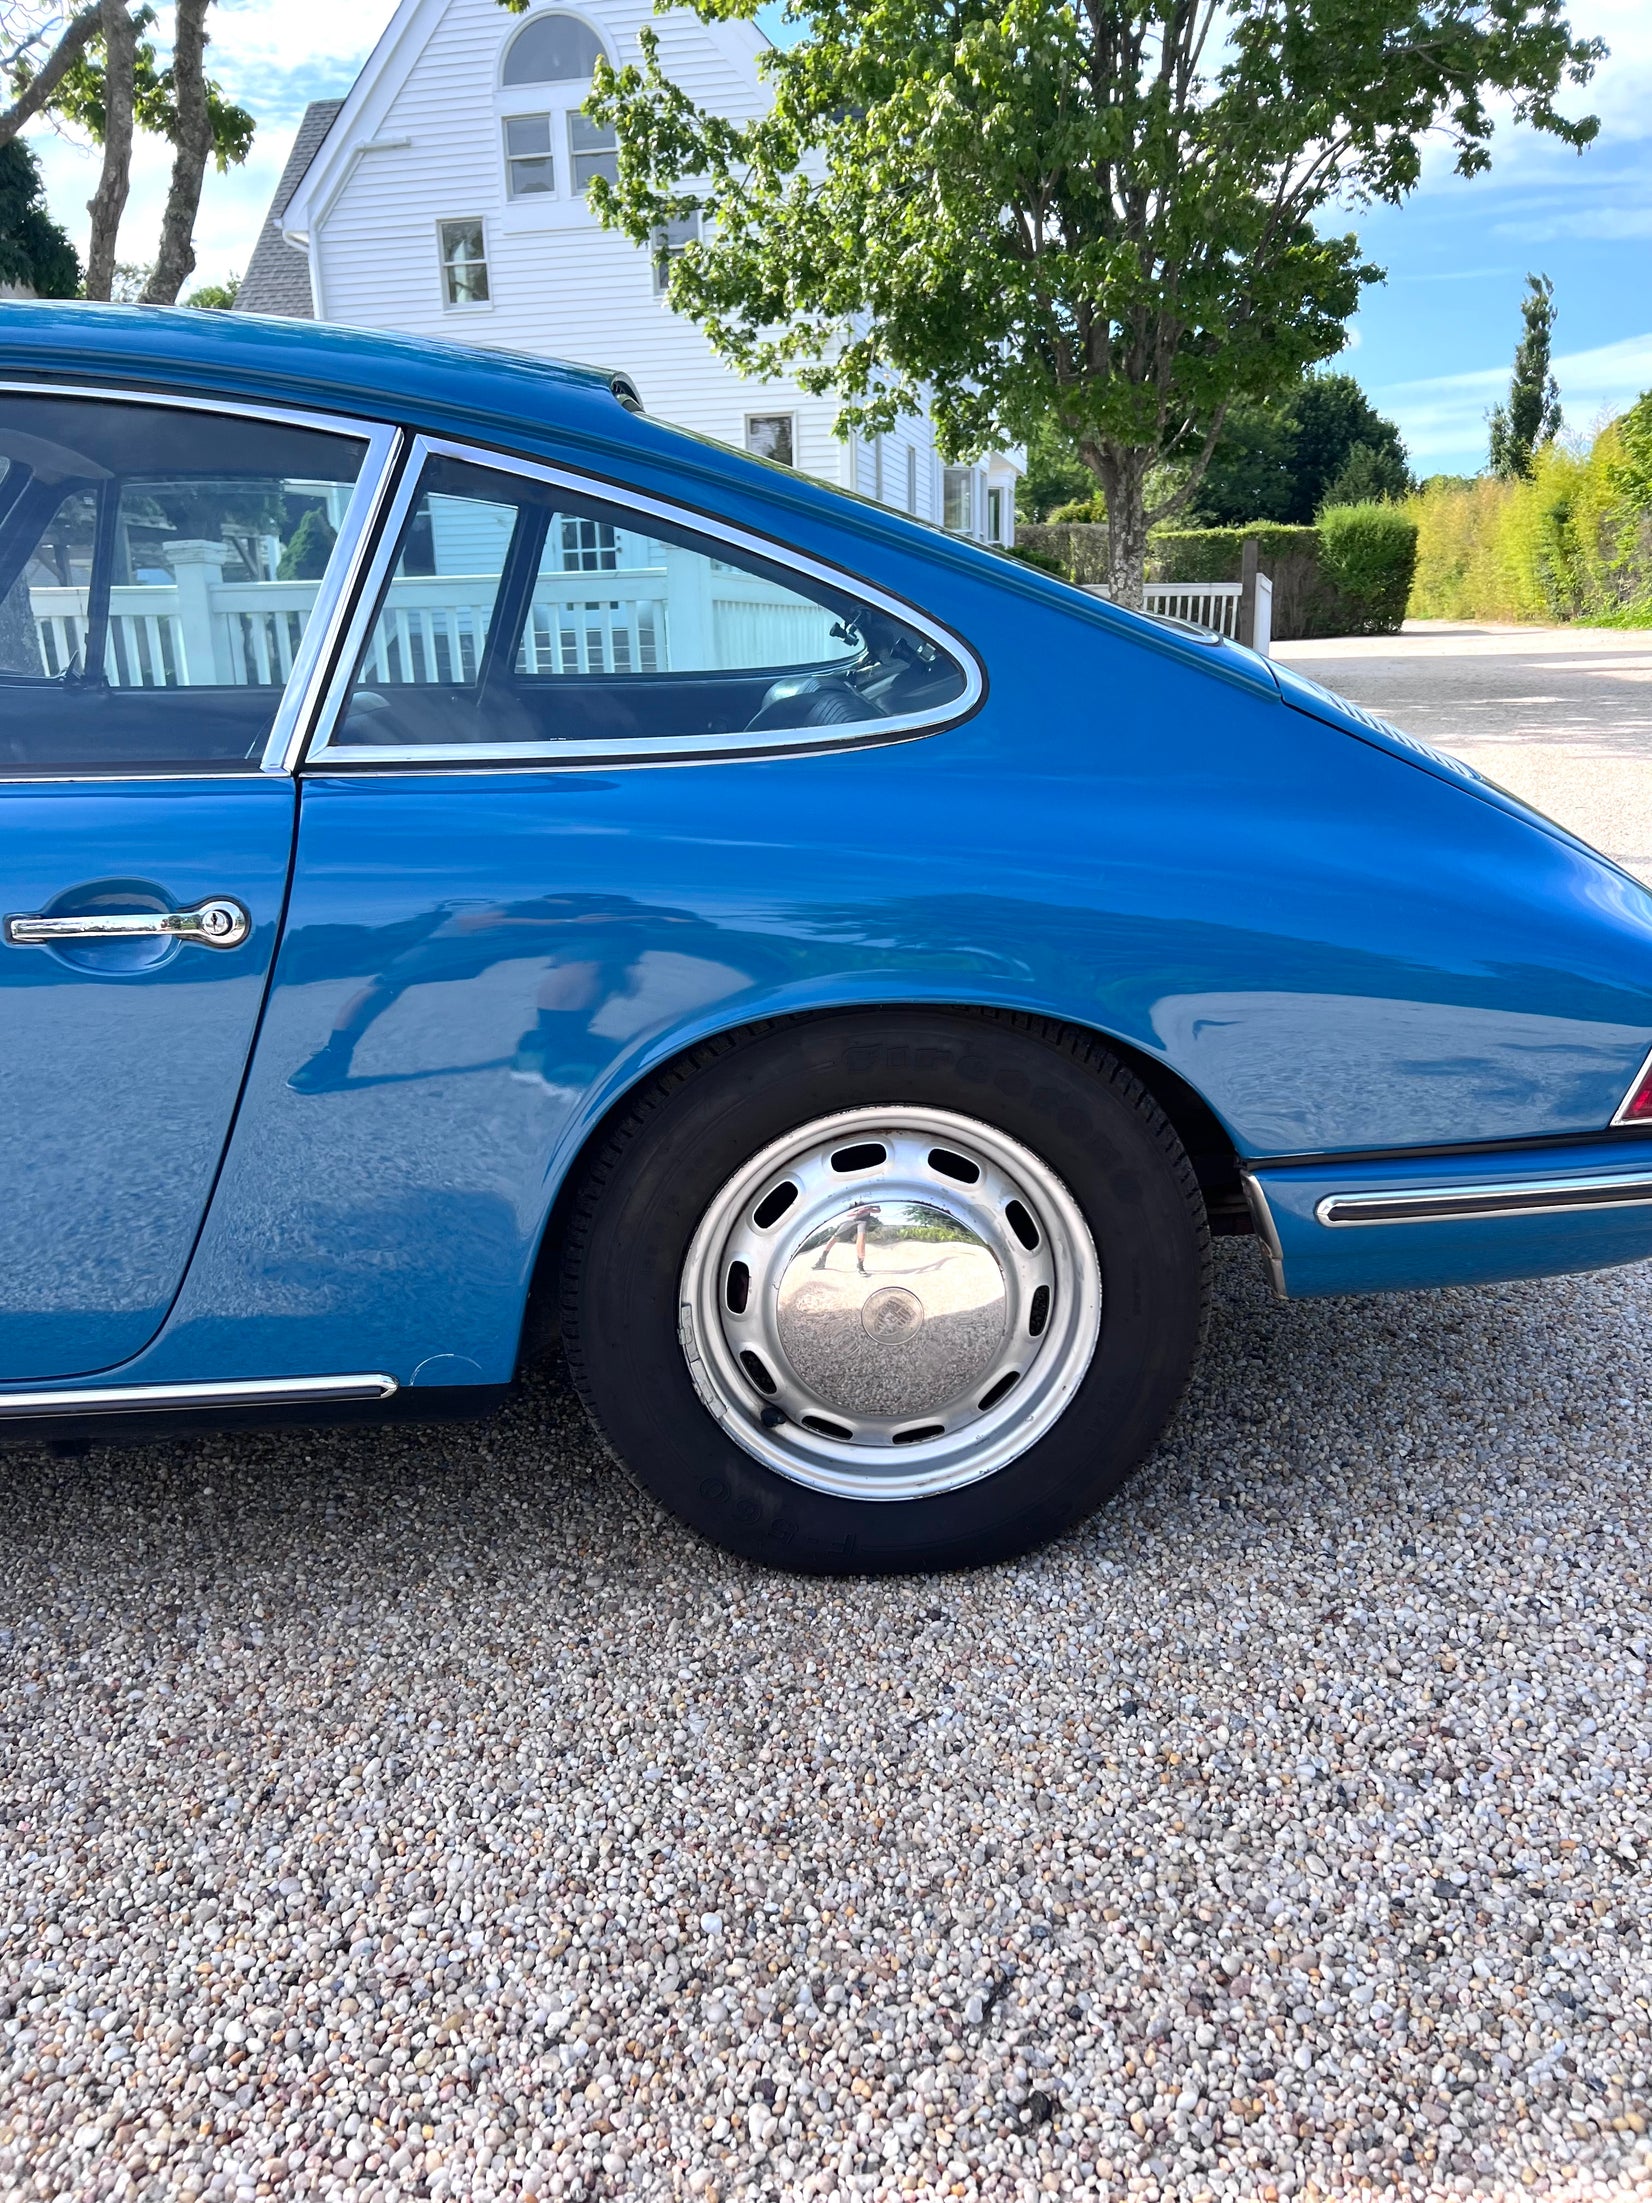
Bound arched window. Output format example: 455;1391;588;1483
502;12;606;86
499;11;619;200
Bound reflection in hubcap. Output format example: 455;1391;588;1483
775;1201;1007;1420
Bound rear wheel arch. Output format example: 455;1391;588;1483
516;1001;1242;1372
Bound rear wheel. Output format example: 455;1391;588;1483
562;1010;1209;1572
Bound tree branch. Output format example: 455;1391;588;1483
0;1;98;151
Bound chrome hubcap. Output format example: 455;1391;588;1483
678;1107;1102;1500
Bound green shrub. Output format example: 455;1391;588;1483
1315;504;1418;634
1048;494;1106;524
1148;523;1318;583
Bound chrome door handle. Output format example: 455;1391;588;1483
3;897;252;950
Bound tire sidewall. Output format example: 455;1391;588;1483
566;1012;1207;1572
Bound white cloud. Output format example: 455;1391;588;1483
23;0;399;290
1372;331;1652;463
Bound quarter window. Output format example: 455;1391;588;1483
503;115;555;198
745;415;795;467
322;452;970;756
0;395;367;770
439;219;490;306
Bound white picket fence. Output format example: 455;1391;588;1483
30;561;847;688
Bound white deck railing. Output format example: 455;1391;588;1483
30;564;847;687
1082;577;1273;654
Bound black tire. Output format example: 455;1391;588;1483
561;1009;1210;1573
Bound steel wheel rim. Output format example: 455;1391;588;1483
678;1106;1102;1500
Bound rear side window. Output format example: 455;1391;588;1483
0;395;368;771
317;451;970;759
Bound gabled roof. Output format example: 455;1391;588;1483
235;100;346;318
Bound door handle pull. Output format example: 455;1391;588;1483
3;897;252;951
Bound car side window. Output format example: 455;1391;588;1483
324;452;969;755
0;394;369;771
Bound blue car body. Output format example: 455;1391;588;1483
4;303;1652;1427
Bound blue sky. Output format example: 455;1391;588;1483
23;0;1652;476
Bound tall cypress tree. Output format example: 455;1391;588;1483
1489;274;1563;479
0;139;80;298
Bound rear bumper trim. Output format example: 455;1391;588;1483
1315;1171;1652;1228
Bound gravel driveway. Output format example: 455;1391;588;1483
3;626;1651;2203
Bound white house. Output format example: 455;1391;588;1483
237;0;1022;544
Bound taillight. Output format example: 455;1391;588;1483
1613;1048;1652;1126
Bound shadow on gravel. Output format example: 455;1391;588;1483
0;1236;1637;1594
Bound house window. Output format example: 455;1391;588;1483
439;219;490;306
568;109;619;192
872;436;885;504
504;115;555;198
987;485;1006;543
746;415;795;467
652;214;699;295
943;466;974;533
905;443;917;514
559;517;619;572
502;12;605;85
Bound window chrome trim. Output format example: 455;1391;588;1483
302;432;986;771
1609;1042;1652;1128
0;1373;397;1419
0;377;404;781
1314;1170;1652;1228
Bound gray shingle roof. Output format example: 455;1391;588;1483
235;100;345;318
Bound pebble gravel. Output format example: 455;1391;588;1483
1;1237;1649;2202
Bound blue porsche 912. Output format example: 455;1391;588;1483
3;304;1651;1572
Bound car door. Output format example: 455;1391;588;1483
0;388;389;1382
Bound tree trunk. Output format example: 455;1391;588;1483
1089;443;1153;609
83;0;138;302
0;6;102;154
141;0;214;304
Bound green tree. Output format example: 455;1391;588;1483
184;268;238;308
3;1;253;301
0;135;78;295
1320;439;1410;508
1020;415;1096;521
276;505;335;581
565;0;1601;603
1188;373;1410;524
1488;272;1563;479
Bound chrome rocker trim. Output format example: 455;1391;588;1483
0;1374;398;1420
1314;1171;1652;1229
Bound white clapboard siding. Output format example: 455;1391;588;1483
293;0;969;523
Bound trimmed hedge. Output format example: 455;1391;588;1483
1012;514;1416;637
1316;504;1419;635
1011;522;1113;587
